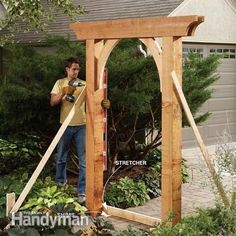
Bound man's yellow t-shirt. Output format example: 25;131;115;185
51;78;86;126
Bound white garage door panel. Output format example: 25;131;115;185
214;73;236;85
183;44;236;148
218;63;236;73
205;111;236;125
211;85;236;98
207;123;236;138
182;126;205;141
208;98;236;111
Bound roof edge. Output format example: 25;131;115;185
225;0;236;13
168;0;189;16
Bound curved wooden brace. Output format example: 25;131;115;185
139;38;163;91
97;39;120;89
186;16;204;36
97;38;163;91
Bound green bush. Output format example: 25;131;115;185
104;176;150;208
0;134;46;175
146;148;162;167
152;206;236;236
141;164;161;198
115;226;148;236
0;36;86;136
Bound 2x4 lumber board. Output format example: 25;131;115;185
171;71;230;207
70;15;204;40
6;193;15;217
93;89;105;213
9;87;86;214
161;37;182;224
172;37;182;224
103;204;161;226
86;40;105;214
86;39;96;212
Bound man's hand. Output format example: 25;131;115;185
101;99;111;109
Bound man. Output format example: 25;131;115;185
50;57;86;203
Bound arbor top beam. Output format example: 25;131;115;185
70;15;204;40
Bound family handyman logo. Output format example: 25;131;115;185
11;212;89;228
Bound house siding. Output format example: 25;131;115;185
170;0;236;44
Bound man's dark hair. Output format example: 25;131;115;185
65;57;79;68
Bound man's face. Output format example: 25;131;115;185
66;63;80;80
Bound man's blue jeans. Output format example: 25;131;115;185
56;125;86;195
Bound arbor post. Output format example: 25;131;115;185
161;36;182;224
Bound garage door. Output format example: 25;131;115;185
182;44;236;148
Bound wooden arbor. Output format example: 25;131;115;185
70;15;204;224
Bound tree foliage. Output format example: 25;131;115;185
0;37;221;177
0;36;85;136
0;0;85;45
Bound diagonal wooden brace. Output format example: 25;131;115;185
9;86;86;214
171;71;229;207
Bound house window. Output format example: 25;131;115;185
183;48;204;57
209;48;236;59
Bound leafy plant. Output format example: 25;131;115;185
90;217;115;236
115;226;148;236
0;173;29;217
0;174;79;218
152;205;236;236
141;164;161;198
146;148;161;167
104;176;150;208
20;185;87;214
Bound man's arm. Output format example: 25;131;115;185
50;92;65;106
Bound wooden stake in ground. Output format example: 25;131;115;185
6;193;15;217
171;71;230;207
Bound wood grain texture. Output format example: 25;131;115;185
97;39;120;89
6;193;15;217
139;38;162;91
86;40;106;214
103;204;161;226
161;37;182;224
85;39;96;212
70;16;204;40
172;37;182;224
